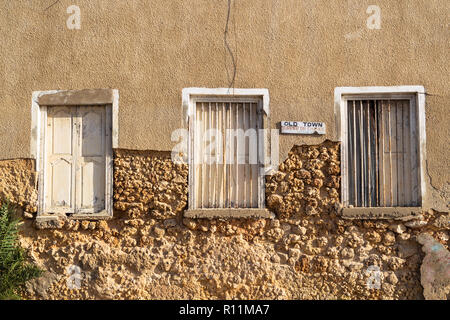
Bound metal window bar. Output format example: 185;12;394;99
346;99;419;207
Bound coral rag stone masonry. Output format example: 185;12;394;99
0;159;38;214
0;0;448;300
0;142;448;299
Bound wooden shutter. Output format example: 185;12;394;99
45;106;76;214
44;106;109;214
345;99;420;207
192;100;261;209
75;106;107;213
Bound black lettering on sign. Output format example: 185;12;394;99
303;122;323;128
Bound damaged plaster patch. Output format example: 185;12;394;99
417;233;450;300
25;272;62;300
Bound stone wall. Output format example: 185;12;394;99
0;143;448;299
0;158;37;214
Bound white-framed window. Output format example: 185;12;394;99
335;86;427;208
31;89;119;218
182;88;270;214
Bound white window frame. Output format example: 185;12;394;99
30;89;119;219
334;86;427;209
182;88;272;218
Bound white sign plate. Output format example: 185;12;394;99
280;121;326;135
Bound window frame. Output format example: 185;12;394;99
182;88;273;218
31;89;119;220
334;86;427;212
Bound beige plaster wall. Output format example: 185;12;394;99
0;0;448;197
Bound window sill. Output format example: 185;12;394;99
35;212;112;229
38;211;112;220
184;208;275;219
341;207;423;221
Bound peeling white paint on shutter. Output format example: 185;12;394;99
76;107;106;213
192;100;261;209
45;106;76;213
44;106;110;215
345;99;420;207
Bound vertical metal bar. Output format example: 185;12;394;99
191;102;196;209
243;103;247;208
218;102;223;208
409;98;418;205
346;100;351;206
201;103;205;208
359;101;364;206
215;102;219;208
374;100;379;206
246;103;251;208
228;103;232;208
380;101;385;206
362;100;365;207
395;100;399;206
195;102;200;209
347;100;352;206
188;103;193;209
403;100;411;206
364;101;368;207
352;100;357;206
222;103;227;208
235;103;239;208
254;102;259;208
388;100;393;206
246;103;250;208
198;102;202;208
367;100;371;206
396;100;403;206
194;103;198;208
249;103;253;207
207;102;211;207
223;102;229;208
232;102;236;207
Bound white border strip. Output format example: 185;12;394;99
112;89;119;149
182;88;270;124
31;90;60;170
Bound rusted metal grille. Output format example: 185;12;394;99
346;99;420;207
191;100;263;209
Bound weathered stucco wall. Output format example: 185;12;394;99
0;0;448;199
0;143;447;299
